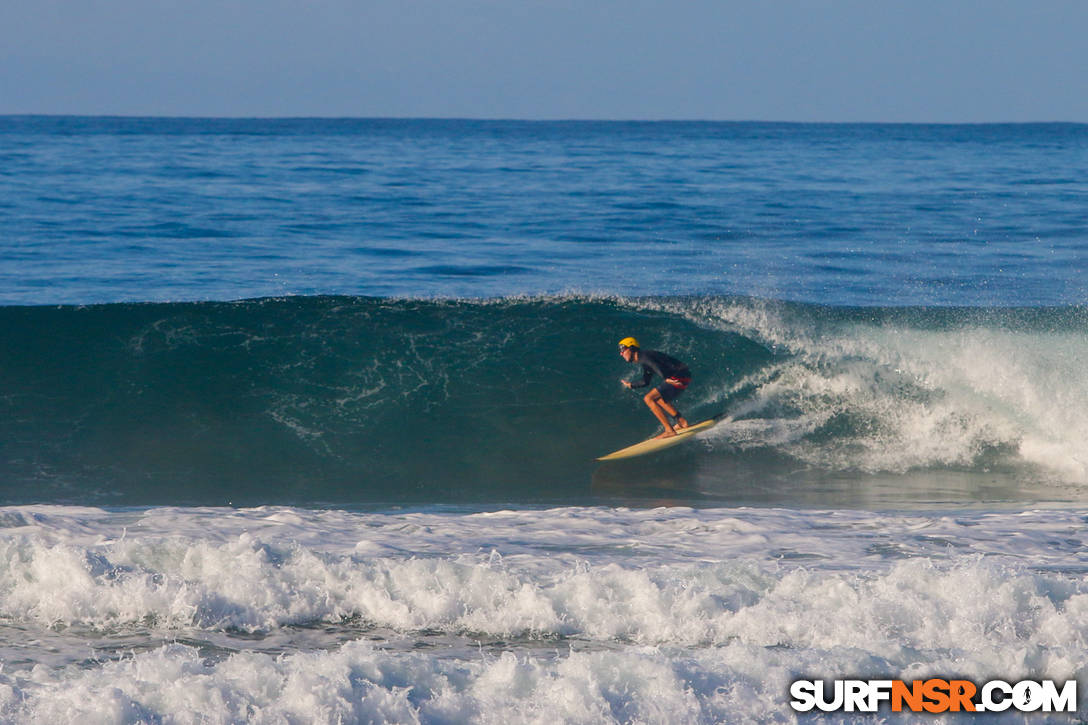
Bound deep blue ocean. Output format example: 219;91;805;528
1;117;1087;723
3;117;1086;307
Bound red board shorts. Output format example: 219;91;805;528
656;376;691;403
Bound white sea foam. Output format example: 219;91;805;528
0;620;1083;723
1;505;1087;722
0;642;770;724
650;297;1088;483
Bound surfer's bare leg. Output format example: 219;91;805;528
658;399;688;429
644;389;677;438
645;388;688;431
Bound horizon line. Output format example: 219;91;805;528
1;114;1086;127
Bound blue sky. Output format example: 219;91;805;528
3;0;1086;121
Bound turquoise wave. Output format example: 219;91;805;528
3;296;1086;505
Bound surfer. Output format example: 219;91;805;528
618;337;691;438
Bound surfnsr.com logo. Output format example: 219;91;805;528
789;679;1077;714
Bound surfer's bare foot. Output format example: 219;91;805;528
675;418;689;429
655;429;677;439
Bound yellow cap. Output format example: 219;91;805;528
618;337;640;349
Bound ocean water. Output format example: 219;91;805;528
1;117;1087;723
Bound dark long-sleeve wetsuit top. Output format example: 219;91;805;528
630;349;691;389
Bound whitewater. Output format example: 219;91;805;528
2;504;1087;723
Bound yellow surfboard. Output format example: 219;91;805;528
596;419;718;461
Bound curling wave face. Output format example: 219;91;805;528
4;295;1086;505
